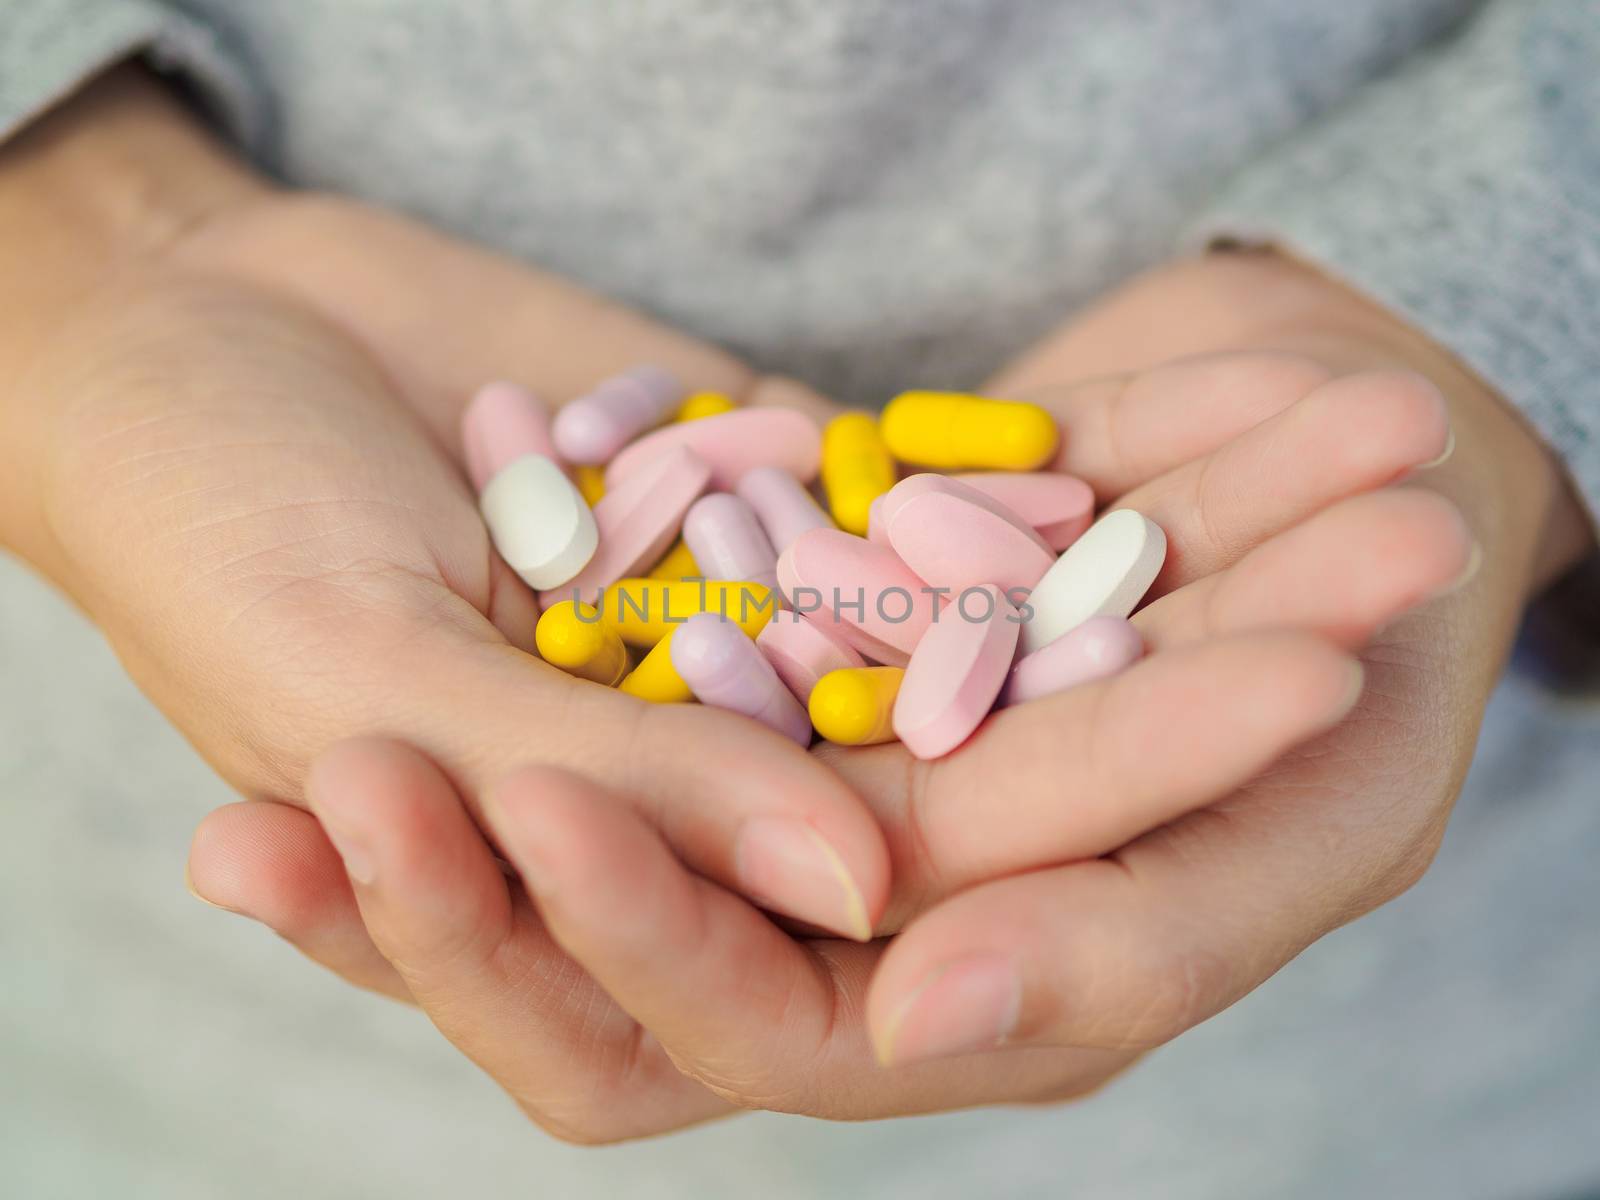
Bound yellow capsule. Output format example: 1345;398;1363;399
808;666;905;746
534;601;628;686
595;578;777;647
820;412;897;536
880;391;1060;471
572;464;607;506
674;391;738;422
619;632;693;703
646;538;701;581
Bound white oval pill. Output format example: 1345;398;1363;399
479;454;599;590
1019;509;1166;654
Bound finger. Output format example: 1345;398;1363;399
405;627;888;941
1121;369;1452;597
186;801;411;1003
1136;489;1478;651
822;631;1362;927
304;737;728;1141
1007;351;1335;499
485;764;1140;1117
868;630;1462;1063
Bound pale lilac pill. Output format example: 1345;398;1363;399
462;381;559;491
999;616;1142;707
892;584;1021;760
552;365;685;465
736;466;834;554
756;609;866;704
682;493;779;590
671;613;813;746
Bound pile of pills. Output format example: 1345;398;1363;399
462;367;1166;760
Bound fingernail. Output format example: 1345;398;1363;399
1337;657;1367;716
1418;426;1455;470
876;954;1022;1067
319;818;377;886
1429;540;1483;601
734;817;872;941
184;862;246;915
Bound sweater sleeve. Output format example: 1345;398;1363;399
0;0;261;144
1190;0;1600;525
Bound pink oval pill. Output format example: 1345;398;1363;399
776;529;935;666
756;609;867;704
552;365;684;465
865;494;890;546
605;409;822;491
1000;615;1142;707
893;584;1021;760
541;446;711;607
462;381;559;491
953;472;1096;551
880;474;1055;595
682;493;779;590
670;613;812;746
736;466;834;554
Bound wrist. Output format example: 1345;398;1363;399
0;63;270;570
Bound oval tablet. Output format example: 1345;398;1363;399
776;529;935;666
879;474;1054;595
736;466;834;554
1019;509;1166;654
552;365;683;465
756;610;867;705
462;381;559;491
953;471;1095;551
893;585;1021;760
671;613;812;746
479;454;599;591
1000;615;1142;707
683;493;778;591
605;409;823;490
541;447;711;607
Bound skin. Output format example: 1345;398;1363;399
6;70;1594;1139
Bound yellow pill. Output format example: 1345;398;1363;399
808;667;905;746
674;391;738;422
596;578;778;646
619;632;692;703
820;412;897;536
880;391;1060;471
534;601;628;686
646;538;701;581
573;464;607;506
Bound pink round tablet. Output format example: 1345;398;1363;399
953;472;1096;551
879;474;1055;594
892;584;1021;760
756;609;867;704
865;495;890;546
736;466;834;554
551;366;683;466
605;409;822;491
683;493;778;590
1000;616;1142;707
776;529;935;666
462;381;559;491
541;446;711;607
671;613;813;746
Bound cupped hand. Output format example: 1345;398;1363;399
180;251;1586;1133
22;184;887;944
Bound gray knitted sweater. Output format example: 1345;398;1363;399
2;3;1598;1198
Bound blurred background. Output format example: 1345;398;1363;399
5;551;1600;1199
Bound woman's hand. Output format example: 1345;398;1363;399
184;249;1592;1133
1;68;888;945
